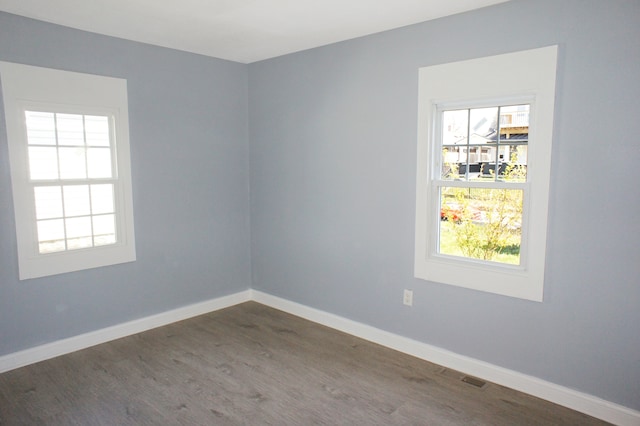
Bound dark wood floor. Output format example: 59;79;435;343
0;302;608;425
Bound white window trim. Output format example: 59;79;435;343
414;46;558;302
0;62;136;280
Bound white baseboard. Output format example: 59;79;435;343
251;290;640;426
0;289;252;374
1;288;638;426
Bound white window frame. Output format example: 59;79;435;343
0;62;136;280
414;46;558;302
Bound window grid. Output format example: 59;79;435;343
26;111;117;254
435;103;530;266
440;105;529;183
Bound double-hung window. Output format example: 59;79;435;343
0;62;136;280
414;46;558;301
437;101;530;265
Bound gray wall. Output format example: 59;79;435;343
0;13;251;354
249;0;640;410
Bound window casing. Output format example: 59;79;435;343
0;62;136;280
414;46;558;301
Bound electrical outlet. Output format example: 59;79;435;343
403;289;413;306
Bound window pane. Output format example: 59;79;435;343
442;110;468;146
87;147;112;178
84;115;110;146
63;185;91;217
34;186;63;219
37;219;66;253
439;186;523;265
92;214;114;235
56;113;85;146
65;216;93;249
469;107;498;144
442;147;465;180
90;184;114;214
500;145;528;182
500;104;530;128
93;214;116;246
28;147;59;180
441;110;469;180
37;218;65;241
65;216;92;238
59;147;87;179
25;111;56;145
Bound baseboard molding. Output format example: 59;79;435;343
0;289;252;374
251;290;640;426
1;288;637;425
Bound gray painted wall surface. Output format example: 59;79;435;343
249;0;640;410
0;14;251;354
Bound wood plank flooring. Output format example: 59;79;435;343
0;302;609;425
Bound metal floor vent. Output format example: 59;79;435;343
461;375;487;388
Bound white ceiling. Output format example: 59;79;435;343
0;0;509;63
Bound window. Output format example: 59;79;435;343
0;62;136;280
438;103;529;266
414;46;558;301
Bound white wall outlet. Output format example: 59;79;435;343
403;289;413;306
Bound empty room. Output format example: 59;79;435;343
0;0;638;424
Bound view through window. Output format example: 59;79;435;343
438;104;529;265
